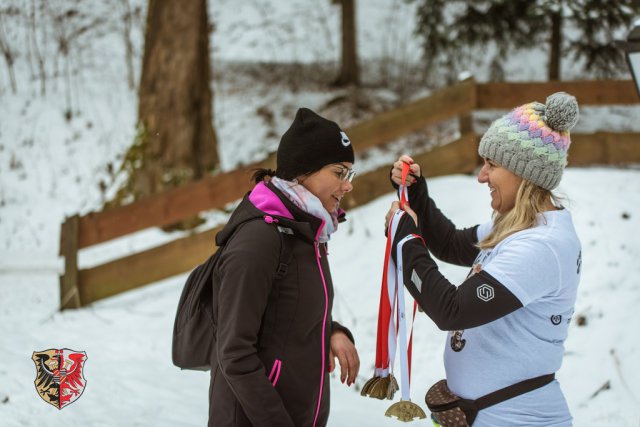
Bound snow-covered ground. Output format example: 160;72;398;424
2;168;640;426
1;0;640;425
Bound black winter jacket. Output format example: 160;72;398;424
208;181;353;427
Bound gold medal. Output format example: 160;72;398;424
386;374;399;400
369;375;390;399
385;399;427;422
360;375;380;397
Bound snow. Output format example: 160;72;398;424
1;0;640;426
2;169;640;426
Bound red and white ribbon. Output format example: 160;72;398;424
371;162;419;397
373;208;403;377
385;210;405;376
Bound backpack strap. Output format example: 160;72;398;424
274;225;294;280
219;219;293;280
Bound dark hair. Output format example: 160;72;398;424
251;168;276;184
251;166;325;184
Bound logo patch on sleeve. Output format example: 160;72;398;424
550;315;562;325
476;284;494;302
411;269;422;293
276;226;294;235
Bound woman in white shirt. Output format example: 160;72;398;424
385;92;581;426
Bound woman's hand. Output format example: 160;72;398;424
391;155;421;187
385;201;418;231
329;331;360;386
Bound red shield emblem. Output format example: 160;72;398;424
32;348;87;409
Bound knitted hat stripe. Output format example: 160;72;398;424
494;122;566;165
513;105;570;149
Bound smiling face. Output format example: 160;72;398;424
299;162;354;213
477;158;523;214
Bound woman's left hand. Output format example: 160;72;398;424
329;331;360;386
385;201;418;231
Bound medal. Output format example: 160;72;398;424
385;400;428;422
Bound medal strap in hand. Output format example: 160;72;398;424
384;162;427;422
399;161;410;210
362;161;412;399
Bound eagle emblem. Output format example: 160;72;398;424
32;348;87;409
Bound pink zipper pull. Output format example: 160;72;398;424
264;215;278;224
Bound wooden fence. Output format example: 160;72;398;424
59;79;640;309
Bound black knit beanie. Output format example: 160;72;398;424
276;108;355;180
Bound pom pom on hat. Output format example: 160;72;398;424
544;92;579;132
478;92;580;190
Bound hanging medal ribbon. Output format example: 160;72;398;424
384;233;426;422
362;162;411;400
361;210;403;399
362;161;426;422
397;159;419;383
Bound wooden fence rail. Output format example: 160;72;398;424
348;79;476;152
476;80;638;108
59;79;640;309
569;132;640;166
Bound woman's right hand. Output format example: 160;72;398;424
391;155;421;187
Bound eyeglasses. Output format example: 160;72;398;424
335;166;356;183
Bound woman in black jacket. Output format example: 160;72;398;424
209;108;360;427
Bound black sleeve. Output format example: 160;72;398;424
390;169;479;267
331;321;355;344
391;215;522;331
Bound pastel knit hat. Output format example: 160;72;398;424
478;92;579;190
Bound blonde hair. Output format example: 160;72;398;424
478;180;561;250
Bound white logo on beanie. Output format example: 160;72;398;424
340;131;351;147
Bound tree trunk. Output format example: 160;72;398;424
333;0;359;86
0;14;18;94
548;11;562;81
119;0;136;91
116;0;218;205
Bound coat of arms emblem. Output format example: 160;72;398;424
32;348;87;409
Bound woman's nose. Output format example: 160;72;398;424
477;164;489;183
342;180;353;193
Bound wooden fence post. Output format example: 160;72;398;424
59;215;81;310
458;77;481;168
458;113;473;135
